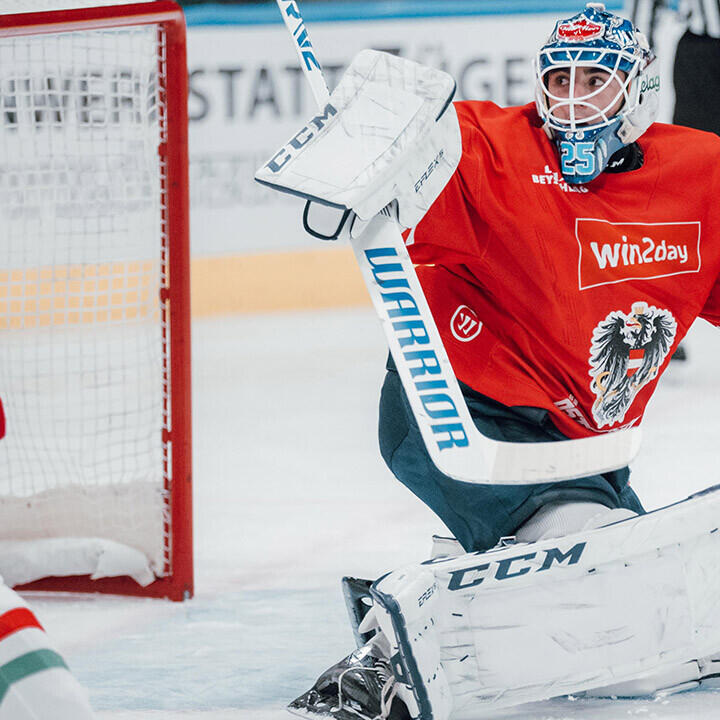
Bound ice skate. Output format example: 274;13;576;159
287;641;409;720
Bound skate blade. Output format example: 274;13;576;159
287;691;335;720
286;705;326;720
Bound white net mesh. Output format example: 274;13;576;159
0;6;169;581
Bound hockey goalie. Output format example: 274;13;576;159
256;3;720;718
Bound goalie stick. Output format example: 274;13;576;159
272;0;642;484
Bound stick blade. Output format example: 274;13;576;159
428;427;642;485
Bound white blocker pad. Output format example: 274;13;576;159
255;49;462;226
369;484;720;718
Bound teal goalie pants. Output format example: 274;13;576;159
378;360;645;553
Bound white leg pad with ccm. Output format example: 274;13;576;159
367;485;720;719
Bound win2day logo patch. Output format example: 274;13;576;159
576;219;701;290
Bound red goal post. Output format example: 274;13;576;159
0;2;192;600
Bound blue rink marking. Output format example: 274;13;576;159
184;0;624;26
69;589;351;711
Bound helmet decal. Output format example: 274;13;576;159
557;17;605;41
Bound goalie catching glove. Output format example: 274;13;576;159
255;49;462;238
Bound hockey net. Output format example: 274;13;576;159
0;1;192;600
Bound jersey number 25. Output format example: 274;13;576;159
560;141;595;177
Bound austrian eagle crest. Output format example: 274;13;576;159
589;302;677;428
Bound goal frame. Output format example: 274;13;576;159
0;1;193;601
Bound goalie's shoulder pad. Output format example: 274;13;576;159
254;49;462;223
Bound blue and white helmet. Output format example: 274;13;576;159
534;3;660;184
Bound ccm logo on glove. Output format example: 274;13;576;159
264;103;337;173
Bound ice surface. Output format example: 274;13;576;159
20;308;720;719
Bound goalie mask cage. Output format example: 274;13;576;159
0;1;192;600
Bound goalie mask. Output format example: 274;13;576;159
534;2;660;184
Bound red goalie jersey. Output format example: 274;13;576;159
409;101;720;439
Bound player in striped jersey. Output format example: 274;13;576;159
674;0;720;132
627;0;720;133
0;585;95;719
0;400;94;719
